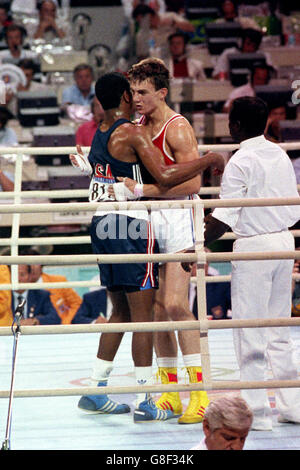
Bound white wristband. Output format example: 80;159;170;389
70;152;92;176
113;182;136;201
134;183;144;198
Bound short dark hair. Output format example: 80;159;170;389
132;4;156;19
5;24;26;41
229;96;268;135
168;31;189;45
250;62;273;83
95;72;131;111
18;58;36;72
242;28;263;49
128;58;170;91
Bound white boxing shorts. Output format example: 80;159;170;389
150;195;203;254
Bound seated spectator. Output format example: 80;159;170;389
223;63;272;112
0;24;37;64
212;28;273;80
265;103;287;143
61;64;95;108
191;396;253;450
215;0;261;30
133;4;195;60
122;0;165;18
17;59;46;92
0;106;18;146
33;0;66;41
75;96;104;147
7;59;48;115
164;32;206;80
72;289;108;324
1;263;60;327
189;255;231;320
21;248;83;325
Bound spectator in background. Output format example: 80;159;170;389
1;264;61;327
0;24;37;63
71;288;108;324
76;96;104;147
265;103;287;143
21;248;83;325
0;106;18;146
121;0;165;18
215;0;261;31
212;28;272;80
192;396;253;450
133;4;195;60
164;32;206;80
61;64;95;108
6;58;48;115
17;59;45;92
34;0;66;41
223;63;272;112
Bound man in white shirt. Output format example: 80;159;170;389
204;96;300;431
192;396;253;450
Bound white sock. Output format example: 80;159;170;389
183;354;202;368
156;357;178;368
135;366;153;406
90;358;114;386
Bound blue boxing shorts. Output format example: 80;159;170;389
90;213;159;292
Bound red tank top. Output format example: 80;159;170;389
139;114;186;165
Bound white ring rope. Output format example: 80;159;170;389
1;251;300;266
1;142;300;154
0;196;300;214
1;379;300;399
1;317;300;336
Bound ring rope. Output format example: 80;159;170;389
0;196;300;213
1;186;299;200
1;379;300;399
1;318;300;336
1;142;300;154
0;250;299;266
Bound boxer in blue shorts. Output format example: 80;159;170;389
70;71;222;423
69;71;216;423
90;213;158;292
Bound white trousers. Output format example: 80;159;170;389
231;230;300;423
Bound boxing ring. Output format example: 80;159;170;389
1;145;300;451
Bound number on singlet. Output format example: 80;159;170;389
89;182;105;201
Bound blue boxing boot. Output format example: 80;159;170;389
78;380;130;414
134;394;174;422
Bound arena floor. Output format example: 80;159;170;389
1;326;300;451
